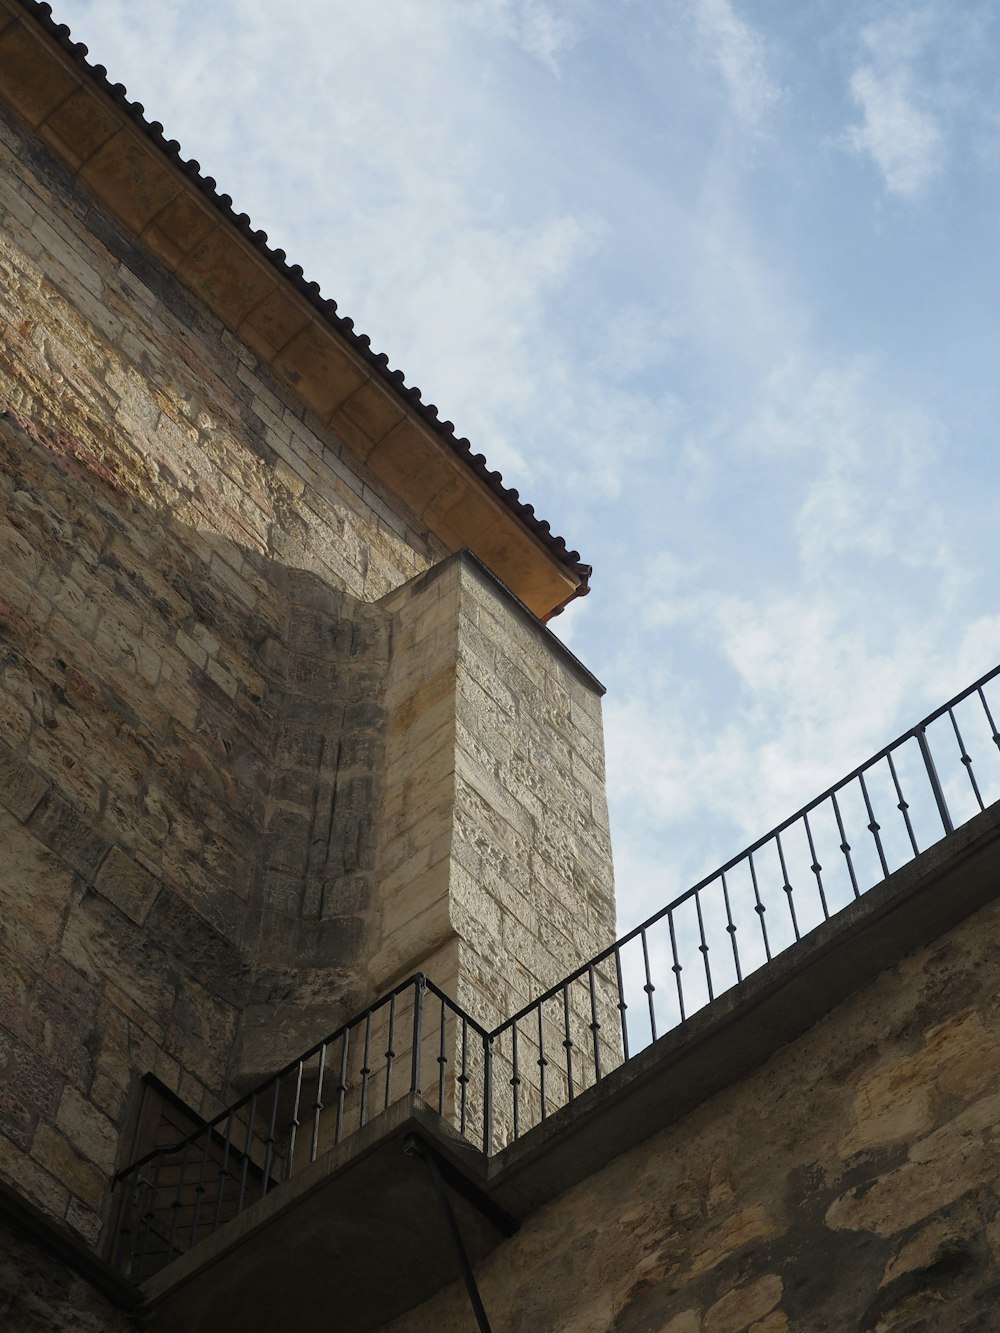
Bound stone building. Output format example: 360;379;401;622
3;3;1000;1331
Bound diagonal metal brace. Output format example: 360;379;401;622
404;1135;516;1333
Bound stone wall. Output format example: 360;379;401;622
0;87;443;1246
1;1235;134;1332
0;80;618;1264
0;1198;138;1332
372;554;615;1024
366;553;617;1139
381;884;1000;1333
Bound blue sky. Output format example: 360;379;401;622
65;0;1000;939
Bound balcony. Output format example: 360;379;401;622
112;663;1000;1331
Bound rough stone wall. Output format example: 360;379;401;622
0;85;620;1271
382;887;1000;1333
365;554;617;1140
0;92;445;1247
0;1221;137;1332
452;557;614;1029
371;555;615;1018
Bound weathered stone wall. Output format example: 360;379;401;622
0;89;446;1246
0;1201;138;1332
371;555;615;1019
1;1237;134;1332
382;886;1000;1333
0;79;619;1269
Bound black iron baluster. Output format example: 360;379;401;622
166;1140;192;1263
887;748;919;855
978;685;1000;755
801;813;826;921
310;1042;327;1162
411;977;425;1096
136;1163;159;1281
384;994;397;1112
613;945;629;1061
188;1127;213;1247
693;891;713;1001
261;1077;281;1197
114;1171;138;1274
640;927;657;1041
720;871;742;983
831;790;859;900
562;984;575;1102
212;1111;235;1233
437;993;448;1114
360;1011;373;1127
748;850;771;961
459;1017;469;1136
537;1002;548;1120
915;725;954;836
774;830;802;934
483;1033;493;1155
285;1060;304;1181
335;1029;350;1145
667;909;685;1021
510;1022;521;1139
588;962;603;1081
859;769;889;879
949;707;984;811
237;1094;256;1214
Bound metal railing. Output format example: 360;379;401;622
112;661;1000;1281
112;976;493;1282
489;663;1000;1141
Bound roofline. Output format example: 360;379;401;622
8;0;592;609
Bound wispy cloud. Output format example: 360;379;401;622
690;0;781;136
467;0;588;70
844;9;947;197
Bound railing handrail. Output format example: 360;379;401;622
115;973;491;1182
491;659;1000;1036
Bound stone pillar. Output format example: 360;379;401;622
371;551;616;1025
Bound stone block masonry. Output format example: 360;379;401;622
0;70;619;1284
372;554;616;1027
380;875;1000;1333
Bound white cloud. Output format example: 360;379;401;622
847;66;945;196
733;355;962;589
844;10;947;197
690;0;781;136
466;0;588;70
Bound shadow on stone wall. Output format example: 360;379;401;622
0;402;396;1179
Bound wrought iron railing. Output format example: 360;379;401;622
488;662;1000;1140
112;976;493;1281
113;661;1000;1281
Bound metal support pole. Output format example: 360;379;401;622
915;726;955;836
404;1137;494;1333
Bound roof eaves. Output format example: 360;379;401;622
14;0;592;607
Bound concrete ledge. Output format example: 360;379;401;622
141;1096;505;1333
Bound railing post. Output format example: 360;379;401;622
915;726;954;836
411;974;426;1095
482;1033;493;1156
